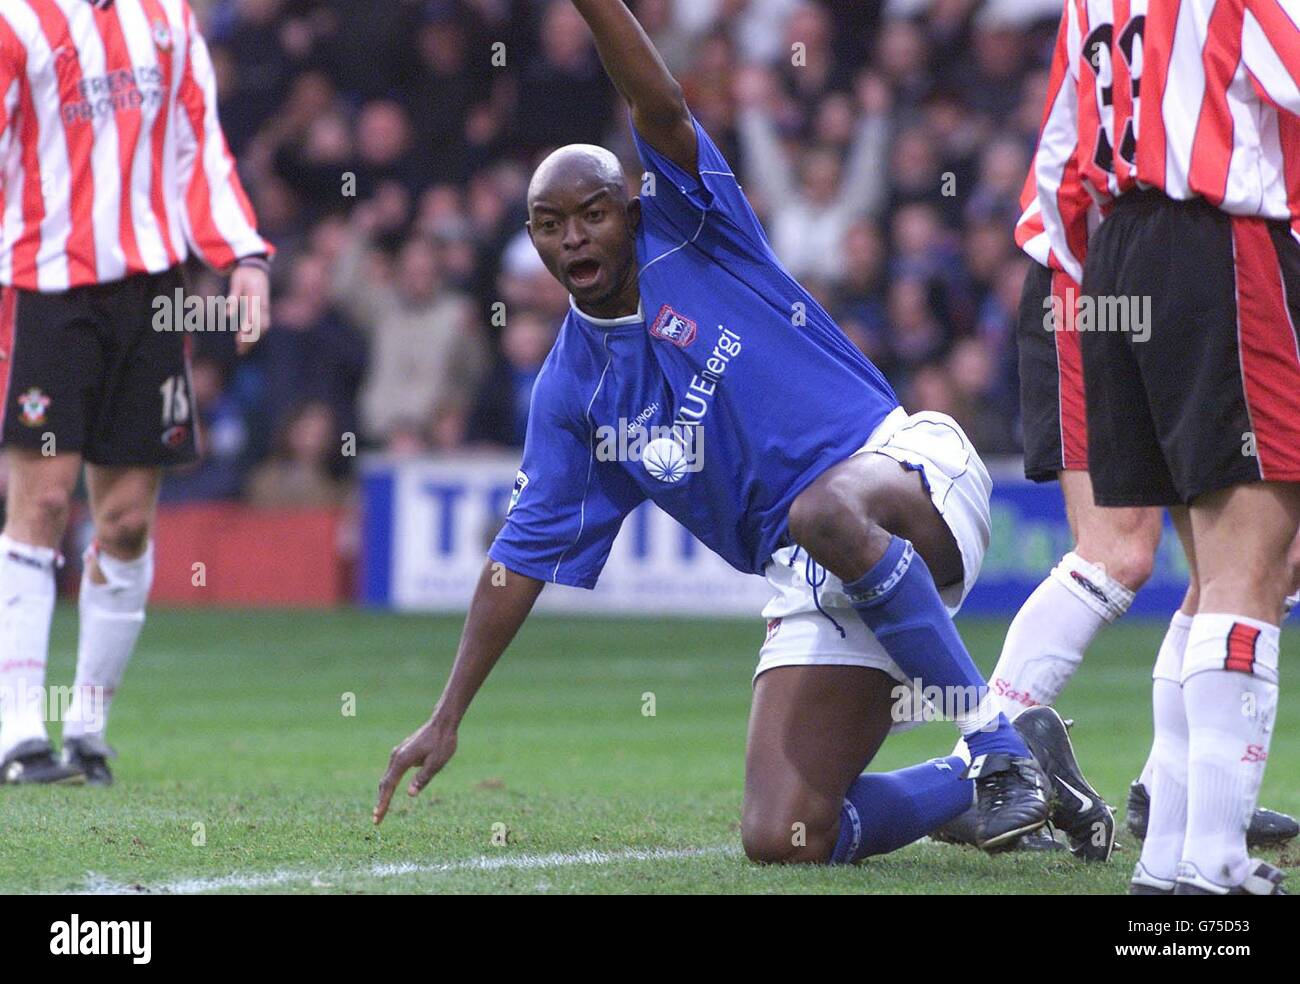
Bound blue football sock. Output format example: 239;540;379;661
830;756;974;863
842;534;1027;759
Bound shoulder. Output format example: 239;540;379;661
0;4;38;55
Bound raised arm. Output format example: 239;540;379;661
734;67;795;207
373;561;544;823
331;206;389;331
834;75;892;220
571;0;698;175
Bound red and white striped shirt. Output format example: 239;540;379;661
1016;4;1099;284
1070;0;1300;237
0;0;271;292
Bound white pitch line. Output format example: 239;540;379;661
79;845;739;895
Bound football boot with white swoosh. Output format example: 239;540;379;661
1013;705;1115;861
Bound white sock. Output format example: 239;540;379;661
1178;613;1279;892
1135;610;1193;887
63;542;153;741
987;551;1133;717
0;535;57;757
949;551;1133;764
1137;611;1193;789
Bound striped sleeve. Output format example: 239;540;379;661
1244;0;1300;116
1027;1;1091;283
172;1;270;270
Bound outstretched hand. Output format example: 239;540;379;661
373;718;459;824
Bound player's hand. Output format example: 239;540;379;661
373;717;459;825
228;263;271;355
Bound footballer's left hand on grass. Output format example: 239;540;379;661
373;718;459;824
228;263;270;354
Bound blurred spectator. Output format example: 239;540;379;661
885;276;949;379
734;67;889;282
352;101;424;200
467;310;558;448
904;361;957;417
512;0;613;156
826;220;890;364
255;250;367;467
636;0;694;76
246;401;351;508
402;3;495;186
332;204;489;451
208;0;306;153
316;0;425;101
960;6;1035;119
948;337;1016;454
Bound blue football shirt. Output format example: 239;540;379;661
489;116;899;587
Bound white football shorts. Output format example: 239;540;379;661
755;407;993;701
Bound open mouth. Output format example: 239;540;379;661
567;258;602;289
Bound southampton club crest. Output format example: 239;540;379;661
152;18;173;51
649;304;697;347
17;387;50;427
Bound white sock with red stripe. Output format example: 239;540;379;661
1178;614;1279;893
987;551;1133;716
1134;611;1193;888
0;534;57;759
62;542;153;741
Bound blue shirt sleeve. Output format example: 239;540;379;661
488;366;646;589
630;113;771;251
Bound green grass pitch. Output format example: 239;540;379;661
2;607;1296;894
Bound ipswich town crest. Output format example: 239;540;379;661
648;304;697;347
17;387;50;427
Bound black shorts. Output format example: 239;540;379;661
1081;190;1300;506
1017;259;1089;482
0;267;199;466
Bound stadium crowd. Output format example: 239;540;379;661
168;0;1068;504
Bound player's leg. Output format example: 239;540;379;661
993;262;1158;713
0;450;84;783
1113;207;1300;894
742;662;970;864
1121;520;1297;851
58;268;196;783
787;451;1009;742
1175;482;1299;894
1130;507;1196;893
0;282;99;784
786;414;1050;849
60;464;162;784
989;471;1161;715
